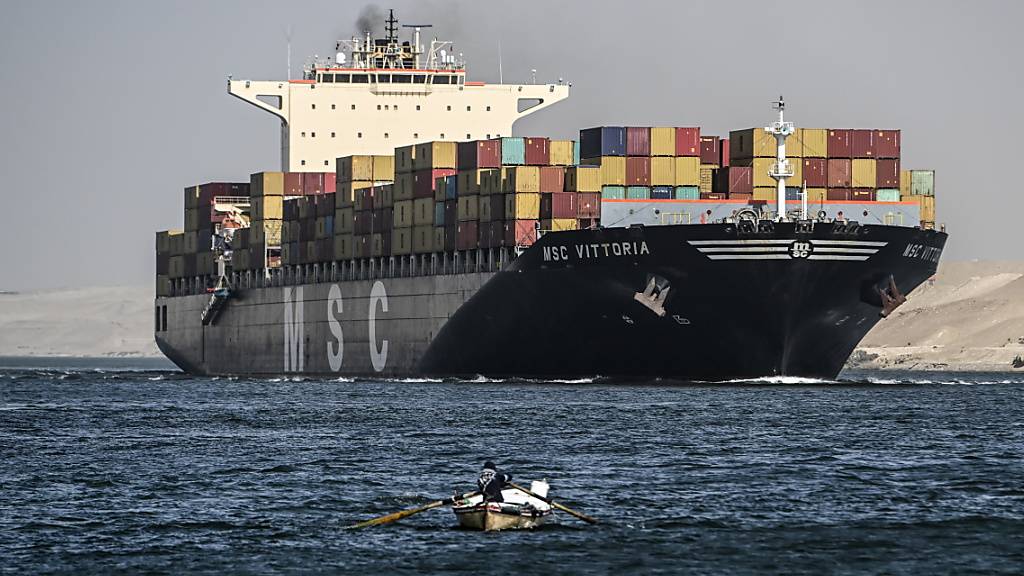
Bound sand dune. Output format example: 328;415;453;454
3;262;1023;372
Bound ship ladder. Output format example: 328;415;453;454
201;288;231;326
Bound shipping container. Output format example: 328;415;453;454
413;197;434;226
583;156;626;186
433;227;446;253
851;158;877;188
719;138;730;167
546;219;579;232
900;170;912;197
826;188;851;201
549;140;576;166
785;129;803;158
251;171;285;196
726;166;754;194
489;194;506;221
445;175;458;200
504;220;538;247
626;186;650;199
457;140;501;170
753;187;777;202
577;193;600;218
827;129;852;158
524;137;550;165
626;127;651;156
675;127;700;156
699;167;715;194
647;157;674;186
912;194;936;221
729;128;776;159
457;194;479;221
875;130;900;159
338;180;374;206
315;193;336;216
479;194;491;222
650;127;675;156
674;156;700;186
505;166;541;193
444;199;457;225
851;129;876;158
334;206;354;234
580;127;626;158
371;233;385;258
413;141;457;170
392;228;412;256
414;168;456;198
412;225;434;254
565;166;601;192
283;173;303;196
851;189;875;201
751;157;776;188
499;137;525;165
601;185;625;200
505;193;541;220
543;192;578;219
911;170;935;196
457;169;485;196
801;129;828;158
801;158;828;188
434;201;446;227
539;166;566;193
626;157;651;186
876;158;900;188
337;155;375;182
393;199;413;228
650;186;674;200
333;234;354;260
876;189;901;202
456;221;479;250
700;193;727;200
827;158;853;188
395;145;416;173
699;136;720;165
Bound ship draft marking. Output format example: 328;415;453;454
687;239;888;261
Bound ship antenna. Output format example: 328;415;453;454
386;9;398;43
766;95;795;221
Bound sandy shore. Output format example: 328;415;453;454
3;262;1023;371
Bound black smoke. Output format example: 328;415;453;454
355;5;384;35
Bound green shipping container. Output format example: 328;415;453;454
500;137;525;165
876;189;901;202
674;186;700;200
601;185;625;199
573;141;581;166
910;170;934;196
627;186;650;199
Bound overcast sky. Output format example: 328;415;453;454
1;0;1021;291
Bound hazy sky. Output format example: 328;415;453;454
1;0;1021;291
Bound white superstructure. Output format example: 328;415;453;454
766;95;795;221
228;10;570;172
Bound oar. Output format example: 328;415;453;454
508;482;598;525
346;491;479;530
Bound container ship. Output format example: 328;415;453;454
154;11;946;380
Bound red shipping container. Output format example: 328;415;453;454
851;129;876;158
827;159;852;188
875;130;900;159
490;195;506;221
626;157;651;186
577;193;601;218
720;139;730;167
876;158;900;188
444;224;457;252
851;189;875;201
414;168;456;198
324;174;336;193
626;127;651;156
700;193;726;200
675;127;701;156
827;188;851;201
491;222;505;246
457;221;479;250
545;192;578;219
478;221;493;248
827;129;852;158
728;166;753;194
801;158;828;188
302;173;324;195
284;173;303;195
505;220;538;247
539;166;566;193
699;136;720;165
524;137;550;165
728;193;752;201
458;140;501;170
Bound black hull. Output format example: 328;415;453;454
420;222;946;380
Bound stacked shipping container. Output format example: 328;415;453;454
580;127;703;201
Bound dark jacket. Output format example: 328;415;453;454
477;467;512;502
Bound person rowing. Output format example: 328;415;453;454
477;461;512;502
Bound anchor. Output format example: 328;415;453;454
634;275;671;317
877;275;907;318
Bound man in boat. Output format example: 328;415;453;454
477;461;512;502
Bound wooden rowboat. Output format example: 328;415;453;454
451;481;553;531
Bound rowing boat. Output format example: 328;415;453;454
451;480;553;531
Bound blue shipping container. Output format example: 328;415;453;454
601;185;625;200
876;189;901;202
434;201;445;225
785;187;801;201
573;141;581;166
674;186;700;200
501;137;525;165
444;175;458;200
580;127;626;158
626;186;650;200
325;215;334;236
650;186;674;200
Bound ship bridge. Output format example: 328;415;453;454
228;9;569;172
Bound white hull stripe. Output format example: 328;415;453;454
696;247;791;253
688;239;888;248
706;254;793;260
689;239;887;261
807;255;871;261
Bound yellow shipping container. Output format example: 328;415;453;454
801;129;828;158
786;128;803;158
252;220;283;246
413;141;457;170
699;167;715;194
900;170;912;197
413;225;434;254
337;155;375;182
547;219;579;232
787;158;803;189
394;172;414;201
505;193;541;220
549;140;576;165
674;156;700;186
911;194;936;222
457;169;484;195
333;234;354;260
392;228;412;256
395;145;416;173
581;156;626;186
252;195;283;220
250;171;284;196
729;128;777;160
752;157;776;188
565;166;601;192
393;199;414;228
505;166;541;193
433;227;445;252
650;127;676;156
753;187;777;202
413;197;434;226
334;206;354;234
372;155;395;181
806;188;827;203
457;195;479;221
651;157;676;186
852;159;877;188
370;233;384;257
338;180;373;206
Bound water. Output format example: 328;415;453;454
2;359;1023;574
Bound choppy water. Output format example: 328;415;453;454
2;358;1023;575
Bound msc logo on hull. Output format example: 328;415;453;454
282;282;390;373
688;239;887;262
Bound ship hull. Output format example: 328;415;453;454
156;222;946;380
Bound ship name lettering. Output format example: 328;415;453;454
369;281;389;373
327;284;344;372
547;241;650;262
902;243;942;264
283;287;304;373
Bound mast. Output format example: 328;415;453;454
766;95;795;221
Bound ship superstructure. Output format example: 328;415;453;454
228;10;569;172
